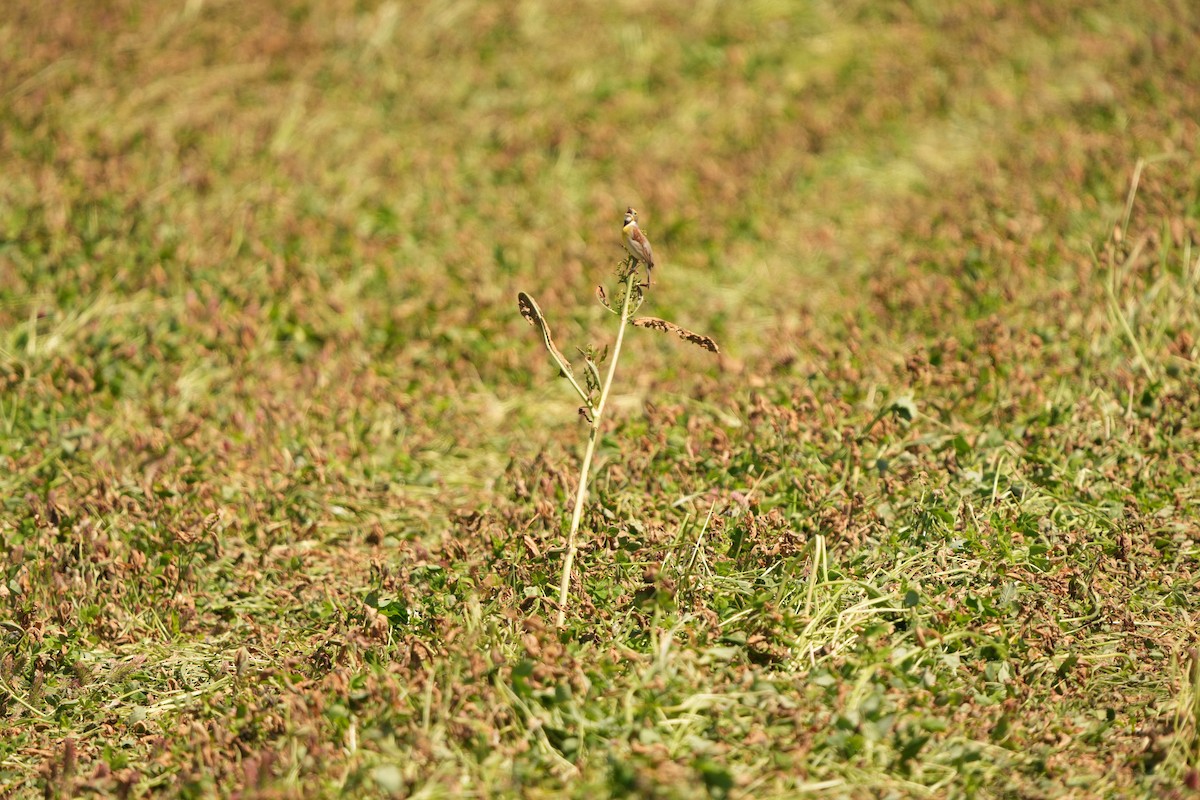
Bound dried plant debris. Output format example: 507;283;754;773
632;316;720;353
518;291;575;377
5;2;1200;798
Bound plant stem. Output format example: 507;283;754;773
556;271;636;627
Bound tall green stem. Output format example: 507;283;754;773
556;272;636;627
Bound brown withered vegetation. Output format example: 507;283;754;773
2;1;1199;798
631;317;720;353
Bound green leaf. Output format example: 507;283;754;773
695;758;734;798
373;765;404;795
889;396;917;421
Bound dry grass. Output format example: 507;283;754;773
2;1;1199;797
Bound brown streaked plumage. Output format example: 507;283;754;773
622;207;655;286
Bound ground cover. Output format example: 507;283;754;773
2;2;1199;797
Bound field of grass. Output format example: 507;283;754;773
3;1;1200;797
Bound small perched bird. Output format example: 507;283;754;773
622;207;655;286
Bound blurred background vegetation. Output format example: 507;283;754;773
2;1;1199;797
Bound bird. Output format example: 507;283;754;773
622;207;655;286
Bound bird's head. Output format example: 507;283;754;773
624;207;638;225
